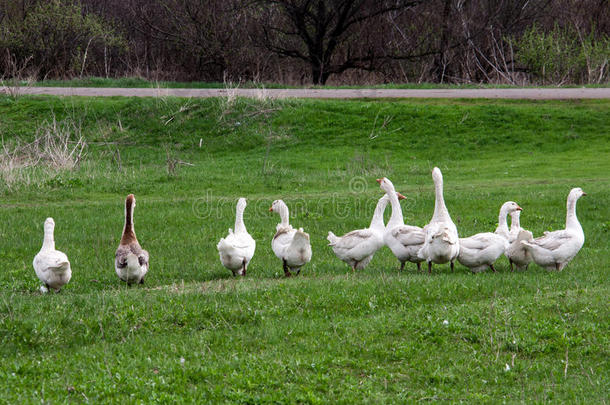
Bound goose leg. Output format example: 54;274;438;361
417;262;421;272
490;264;497;273
241;260;247;277
283;259;291;277
555;262;560;271
450;261;455;272
399;262;405;272
428;261;432;274
509;259;514;272
139;277;145;284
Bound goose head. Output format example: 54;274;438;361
376;178;407;199
44;217;55;233
126;193;136;208
432;167;443;183
569;187;587;200
269;199;285;213
502;201;522;214
237;197;247;210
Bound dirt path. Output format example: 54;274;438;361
3;86;610;99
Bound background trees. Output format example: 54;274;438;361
0;0;608;84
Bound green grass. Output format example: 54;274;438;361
7;76;610;89
0;94;608;402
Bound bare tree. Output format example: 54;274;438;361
250;0;422;84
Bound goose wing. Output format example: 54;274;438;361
332;229;374;250
531;230;572;252
391;225;425;247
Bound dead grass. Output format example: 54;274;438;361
0;115;87;189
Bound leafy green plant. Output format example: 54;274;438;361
1;0;127;79
515;23;609;85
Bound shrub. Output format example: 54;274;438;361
0;0;127;79
515;23;609;85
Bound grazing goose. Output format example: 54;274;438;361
506;229;534;271
33;218;71;293
418;167;459;273
521;188;586;271
217;198;256;276
328;192;403;271
115;194;149;284
270;199;312;277
377;177;425;271
457;201;522;273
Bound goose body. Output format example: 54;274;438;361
328;193;398;271
458;201;522;272
33;218;71;292
418;167;459;272
505;209;533;270
217;198;256;276
115;194;149;284
377;177;425;271
506;229;533;271
521;188;586;271
270;200;312;276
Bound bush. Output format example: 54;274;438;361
515;23;609;85
0;0;127;79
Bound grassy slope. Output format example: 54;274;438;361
0;95;608;402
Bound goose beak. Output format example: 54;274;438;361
516;206;523;211
376;178;382;184
268;206;273;212
582;192;587;196
397;193;407;200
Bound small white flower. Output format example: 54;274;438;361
180;357;185;366
504;363;511;372
442;320;449;325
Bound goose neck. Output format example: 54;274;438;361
432;176;449;221
509;210;521;232
497;205;510;235
277;202;290;227
234;204;246;233
565;194;581;230
42;228;55;251
370;197;390;231
386;191;404;229
121;200;136;244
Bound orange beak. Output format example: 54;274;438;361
516;206;523;211
397;193;407;200
269;206;273;212
376;178;383;184
582;192;587;196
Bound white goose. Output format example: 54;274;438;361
521;188;586;271
508;209;524;243
33;218;71;293
328;192;403;271
506;229;534;271
217;198;256;276
505;208;533;271
377;177;426;271
270;199;312;276
115;194;149;284
418;167;459;273
457;201;522;273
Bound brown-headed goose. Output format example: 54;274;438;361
115;194;149;284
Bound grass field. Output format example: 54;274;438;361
0;93;608;402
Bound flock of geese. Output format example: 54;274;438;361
32;167;587;293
